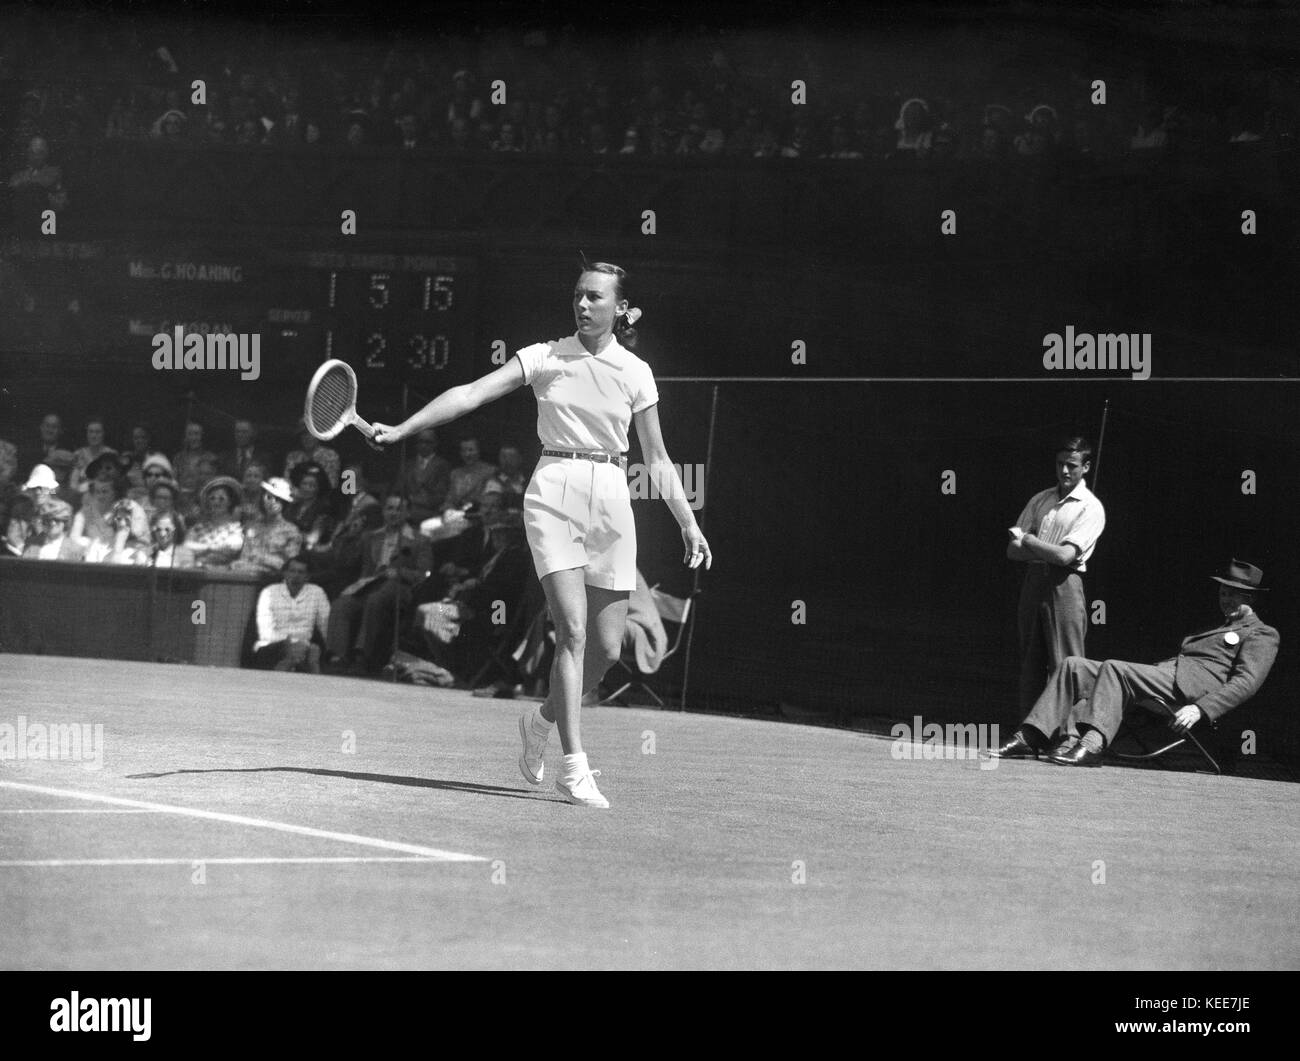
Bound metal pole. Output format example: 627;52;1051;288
678;383;718;712
389;384;413;681
1092;398;1110;491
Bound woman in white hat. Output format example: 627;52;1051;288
372;260;711;809
185;476;245;567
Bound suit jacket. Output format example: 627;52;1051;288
400;455;452;514
1166;611;1280;721
219;446;275;479
23;538;86;562
358;525;433;583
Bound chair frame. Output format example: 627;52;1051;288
599;587;695;708
1111;697;1222;775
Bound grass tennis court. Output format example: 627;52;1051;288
1;654;1296;970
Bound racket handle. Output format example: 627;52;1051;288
352;415;375;439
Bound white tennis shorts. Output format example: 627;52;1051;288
523;455;636;591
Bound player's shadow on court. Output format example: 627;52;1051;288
126;766;565;802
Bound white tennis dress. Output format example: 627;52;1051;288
515;334;659;590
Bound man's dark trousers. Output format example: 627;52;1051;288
1017;563;1088;715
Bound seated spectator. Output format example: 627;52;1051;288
325;494;431;674
236;460;270;527
21;463;59;511
430;479;514;594
895;97;933;156
124;424;153;470
494;444;527;499
3;493;37;558
98;498;152;564
312;494;384;598
23;500;85;561
1016;104;1060;157
20;412;63;474
71;478;122;554
423;516;533;680
233;476;303;575
44;450;81;509
1130;103;1169;152
185;476;245;567
336;462;381;524
142;511;195;569
9;136;67;233
142;469;186;535
219;418;274;480
252;556;330;673
284;417;340;488
286;462;337;550
400;429;452;526
173;421;217;494
443;437;497;513
69;416;117;493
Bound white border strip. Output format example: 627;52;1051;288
0;780;486;862
0;808;163;814
0;857;445;867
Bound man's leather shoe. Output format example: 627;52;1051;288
1049;741;1104;767
990;731;1040;759
1048;735;1079;758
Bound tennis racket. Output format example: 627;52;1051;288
304;360;377;443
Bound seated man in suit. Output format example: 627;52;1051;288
992;560;1280;766
219;419;275;481
325;493;432;673
399;428;451;527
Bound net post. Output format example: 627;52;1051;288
679;383;718;713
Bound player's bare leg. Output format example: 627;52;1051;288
538;567;589;754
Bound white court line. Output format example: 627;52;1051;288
0;808;163;814
0;857;443;867
0;780;486;862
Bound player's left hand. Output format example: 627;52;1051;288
1169;704;1202;733
682;525;712;570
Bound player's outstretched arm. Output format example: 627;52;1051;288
373;359;525;446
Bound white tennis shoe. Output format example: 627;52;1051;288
556;768;610;809
518;710;547;786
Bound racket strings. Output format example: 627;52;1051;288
309;367;353;434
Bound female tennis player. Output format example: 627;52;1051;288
372;261;711;808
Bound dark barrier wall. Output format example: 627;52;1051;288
0;561;263;667
633;380;1299;763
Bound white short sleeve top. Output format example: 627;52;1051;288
515;334;659;453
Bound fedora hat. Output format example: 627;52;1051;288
1212;559;1268;592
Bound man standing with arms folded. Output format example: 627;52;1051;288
1007;435;1106;720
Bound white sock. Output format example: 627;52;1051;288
561;752;589;779
530;706;554;738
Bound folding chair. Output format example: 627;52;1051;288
1111;696;1222;775
599;585;694;707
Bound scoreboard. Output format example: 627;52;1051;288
0;239;480;386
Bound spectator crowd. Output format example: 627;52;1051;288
3;8;1295;199
1;411;537;688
